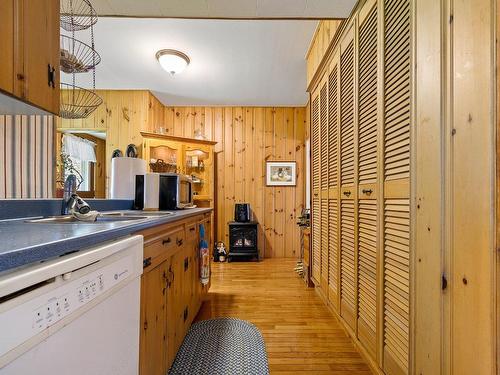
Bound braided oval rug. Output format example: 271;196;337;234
169;318;270;375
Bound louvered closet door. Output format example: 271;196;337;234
357;0;378;358
327;53;340;309
311;92;321;285
383;0;411;373
319;78;329;291
339;27;357;330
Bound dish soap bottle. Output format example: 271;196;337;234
199;224;210;285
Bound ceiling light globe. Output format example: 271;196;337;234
156;49;190;75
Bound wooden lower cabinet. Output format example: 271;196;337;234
140;260;169;375
138;212;212;375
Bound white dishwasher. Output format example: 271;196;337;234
0;235;143;375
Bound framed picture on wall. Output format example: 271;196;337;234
266;161;296;186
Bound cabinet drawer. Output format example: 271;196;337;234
185;221;198;240
143;227;185;270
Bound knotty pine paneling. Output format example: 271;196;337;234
0;115;54;198
306;20;344;87
58;92;306;258
155;107;307;259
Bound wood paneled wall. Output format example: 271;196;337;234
306;20;343;87
153;107;307;258
59;93;307;258
0;115;54;198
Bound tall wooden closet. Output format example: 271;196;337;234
310;0;497;374
311;0;414;373
311;0;412;374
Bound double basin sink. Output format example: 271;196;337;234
25;211;175;224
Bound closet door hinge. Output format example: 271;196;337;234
441;274;448;291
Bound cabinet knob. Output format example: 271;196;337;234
176;238;183;246
362;189;373;195
16;73;24;81
189;227;195;232
343;191;351;197
162;237;172;245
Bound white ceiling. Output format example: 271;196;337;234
63;18;319;106
91;0;355;19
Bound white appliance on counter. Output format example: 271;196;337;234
0;235;143;375
110;157;147;199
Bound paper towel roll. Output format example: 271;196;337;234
143;173;160;211
110;157;147;199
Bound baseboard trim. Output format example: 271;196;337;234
313;286;383;375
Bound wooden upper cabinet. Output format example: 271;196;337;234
141;132;217;207
15;0;60;114
0;0;15;95
0;0;60;114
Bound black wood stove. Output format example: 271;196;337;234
228;221;259;261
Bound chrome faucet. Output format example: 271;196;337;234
61;174;91;215
61;174;77;215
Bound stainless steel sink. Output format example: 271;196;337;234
26;214;149;224
102;211;175;217
106;210;175;216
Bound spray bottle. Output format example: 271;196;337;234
199;224;210;285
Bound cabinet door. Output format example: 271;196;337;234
310;91;321;285
357;0;378;358
140;261;169;375
319;77;329;291
327;51;340;309
166;250;184;369
0;0;14;94
16;0;60;114
382;0;411;373
339;25;357;330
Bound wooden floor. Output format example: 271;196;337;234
196;258;372;375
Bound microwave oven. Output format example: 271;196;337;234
134;173;193;210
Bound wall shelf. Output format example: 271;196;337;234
140;132;217;146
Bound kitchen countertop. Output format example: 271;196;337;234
0;208;212;274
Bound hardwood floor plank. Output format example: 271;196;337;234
196;259;372;375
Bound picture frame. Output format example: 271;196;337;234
266;161;296;186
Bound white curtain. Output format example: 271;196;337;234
62;134;97;162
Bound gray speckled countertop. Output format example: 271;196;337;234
0;208;212;274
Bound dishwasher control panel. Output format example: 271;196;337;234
0;254;134;359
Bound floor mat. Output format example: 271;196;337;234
169;318;270;375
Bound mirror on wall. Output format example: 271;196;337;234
55;130;106;199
